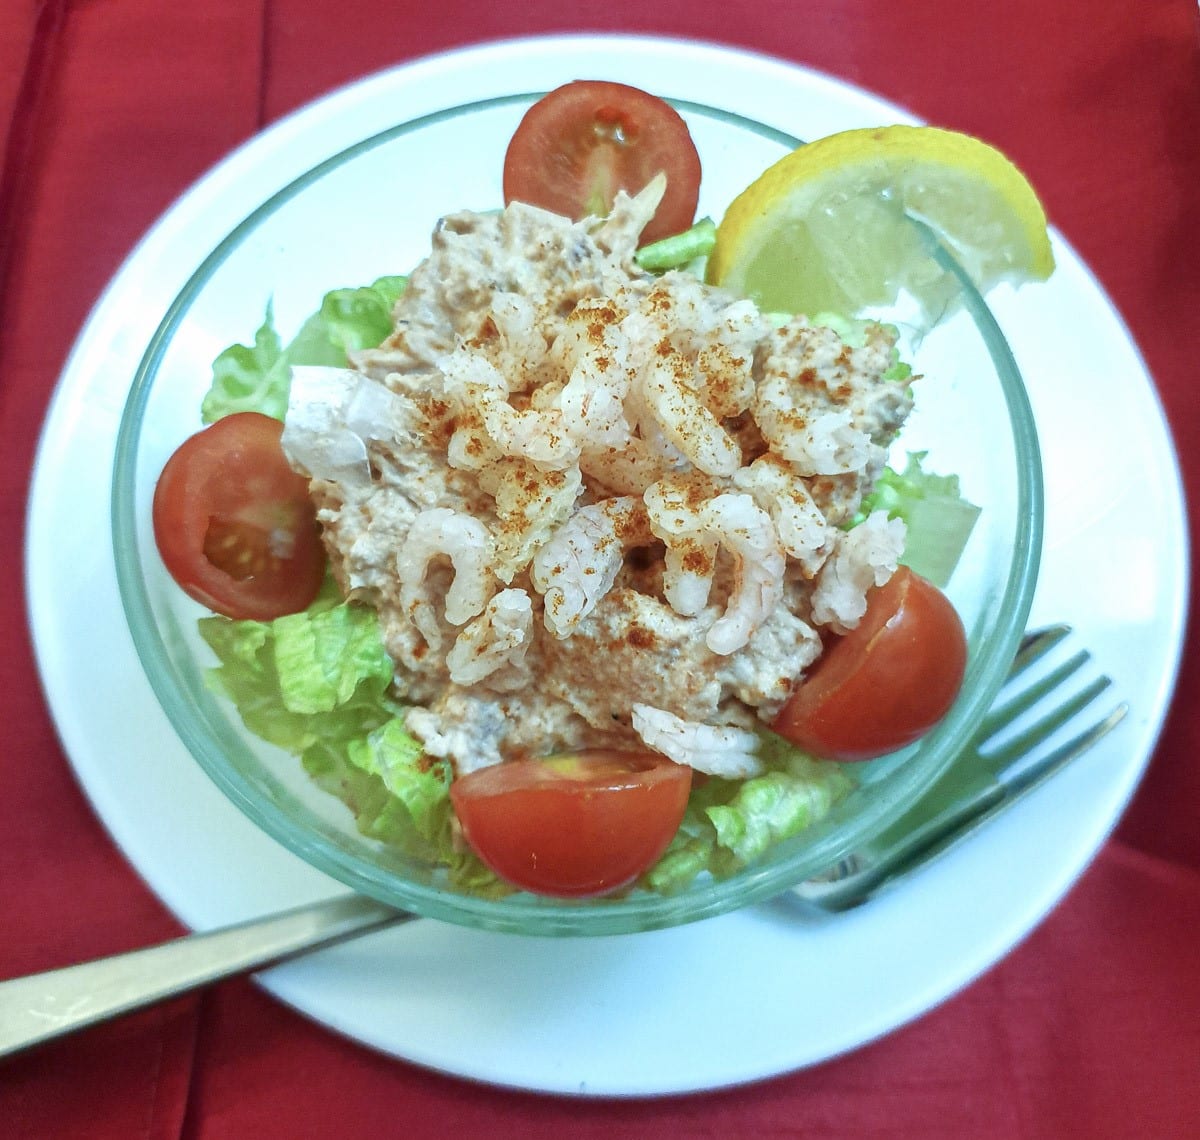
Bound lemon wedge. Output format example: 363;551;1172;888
706;125;1054;317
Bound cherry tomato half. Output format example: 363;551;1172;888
774;566;968;762
450;750;693;898
152;412;325;621
502;80;702;246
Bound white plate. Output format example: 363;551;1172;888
25;36;1188;1096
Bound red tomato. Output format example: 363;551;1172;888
502;80;702;246
450;750;693;898
152;412;325;621
774;566;968;762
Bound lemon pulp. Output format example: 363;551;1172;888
707;125;1054;317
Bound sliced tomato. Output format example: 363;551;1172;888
450;750;692;898
774;566;968;762
152;412;325;621
502;80;702;246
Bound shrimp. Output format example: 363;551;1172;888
445;588;534;687
631;704;764;778
557;299;636;452
638;341;743;478
753;384;872;476
440;349;579;471
732;454;837;577
645;478;786;654
810;509;906;633
701;494;787;656
531;497;652;638
396;507;496;648
477;458;583;583
643;475;720;617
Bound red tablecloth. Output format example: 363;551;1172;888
3;2;1198;1136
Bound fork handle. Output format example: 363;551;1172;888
0;895;409;1060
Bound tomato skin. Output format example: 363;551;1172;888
152;412;326;621
773;567;968;762
450;750;693;898
502;80;702;246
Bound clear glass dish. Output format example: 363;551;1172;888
112;91;1043;936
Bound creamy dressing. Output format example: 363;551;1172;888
281;186;911;777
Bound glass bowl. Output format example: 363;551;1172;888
112;88;1043;937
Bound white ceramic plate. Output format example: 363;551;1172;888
25;36;1188;1096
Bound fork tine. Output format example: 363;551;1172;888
975;647;1094;743
1009;624;1072;676
796;699;1129;912
997;701;1129;803
982;673;1114;766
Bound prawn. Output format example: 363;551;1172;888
531;497;652;637
445;588;534;687
631;704;764;778
644;479;786;654
810;509;906;633
396;507;496;648
732;454;837;577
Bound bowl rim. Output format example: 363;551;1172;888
111;91;1044;936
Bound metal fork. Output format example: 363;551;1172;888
0;626;1127;1059
792;624;1129;912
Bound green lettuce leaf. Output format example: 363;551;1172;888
315;276;407;353
634;218;717;273
200;302;291;423
346;719;452;859
857;451;981;586
198;583;397;754
199;585;505;892
706;765;851;871
641;736;853;894
200;276;407;422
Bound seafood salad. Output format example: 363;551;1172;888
282;179;910;781
152;81;979;900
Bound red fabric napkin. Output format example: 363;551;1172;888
2;1;1197;1137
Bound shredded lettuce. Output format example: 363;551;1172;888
858;451;981;586
197;582;503;893
642;735;853;894
200;276;407;423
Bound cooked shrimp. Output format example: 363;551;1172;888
644;479;786;654
753;379;873;476
631;704;764;778
557;300;635;452
531;497;652;637
638;342;743;478
445;588;534;687
643;475;720;617
396;507;495;648
440;349;579;471
701;494;787;656
478;458;583;583
732;454;837;577
810;509;906;633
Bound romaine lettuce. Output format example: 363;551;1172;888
857;451;981;586
197;583;503;893
642;734;853;894
200;276;407;423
